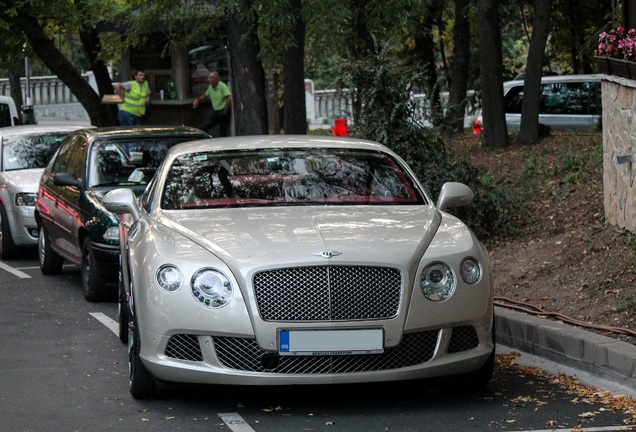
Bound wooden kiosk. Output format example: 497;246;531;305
118;39;229;134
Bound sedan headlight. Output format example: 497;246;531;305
15;192;37;206
191;269;233;308
460;257;482;284
420;262;456;302
156;265;184;292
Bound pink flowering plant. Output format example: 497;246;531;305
595;27;636;61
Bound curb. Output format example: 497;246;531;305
495;306;636;392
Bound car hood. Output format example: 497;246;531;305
1;168;44;193
157;206;442;269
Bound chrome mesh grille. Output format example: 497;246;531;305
214;331;439;374
165;334;203;361
253;266;402;321
447;325;479;353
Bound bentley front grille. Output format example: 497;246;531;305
213;331;438;374
447;325;480;353
253;266;402;321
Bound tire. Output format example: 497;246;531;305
38;225;63;275
118;274;129;344
461;316;496;390
0;203;19;260
129;310;157;399
81;238;108;302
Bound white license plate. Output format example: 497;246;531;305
278;328;384;356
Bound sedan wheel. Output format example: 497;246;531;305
0;204;18;260
38;226;63;275
81;238;107;302
129;311;156;399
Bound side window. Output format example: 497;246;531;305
539;81;600;115
0;103;11;127
50;137;76;173
65;138;88;180
504;86;524;113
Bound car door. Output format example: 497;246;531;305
51;135;87;261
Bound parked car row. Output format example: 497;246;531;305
1;123;495;400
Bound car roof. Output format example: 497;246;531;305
504;74;601;91
166;135;394;157
76;125;210;141
0;124;92;137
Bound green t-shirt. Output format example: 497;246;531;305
205;81;231;111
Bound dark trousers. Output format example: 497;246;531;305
201;109;232;137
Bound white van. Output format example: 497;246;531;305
473;74;602;133
0;96;20;127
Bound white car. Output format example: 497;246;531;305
104;135;495;399
0;124;90;259
473;74;602;133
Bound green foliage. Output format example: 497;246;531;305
337;51;519;238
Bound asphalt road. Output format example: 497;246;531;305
1;251;635;432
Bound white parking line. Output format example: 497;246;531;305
518;427;636;432
0;261;31;278
218;413;256;432
89;312;118;335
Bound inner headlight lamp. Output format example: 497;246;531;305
420;262;456;302
191;268;233;308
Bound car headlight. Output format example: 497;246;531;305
420;262;455;302
156;265;184;292
191;269;233;308
103;226;119;241
460;257;482;284
15;192;37;206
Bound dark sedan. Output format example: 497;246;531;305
35;126;210;302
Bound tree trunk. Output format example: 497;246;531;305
18;14;112;126
78;27;119;125
445;0;471;134
477;0;508;148
227;0;269;135
282;0;307;134
518;0;552;145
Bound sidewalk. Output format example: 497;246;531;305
496;306;636;393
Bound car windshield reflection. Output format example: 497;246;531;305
161;149;425;209
3;133;69;171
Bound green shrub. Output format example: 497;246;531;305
338;53;519;238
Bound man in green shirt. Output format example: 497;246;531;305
192;71;233;137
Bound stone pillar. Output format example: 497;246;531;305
603;75;636;232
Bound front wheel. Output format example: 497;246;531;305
129;310;157;399
81;238;108;302
38;226;63;275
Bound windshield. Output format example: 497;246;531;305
161;149;425;210
88;137;199;188
2;132;68;171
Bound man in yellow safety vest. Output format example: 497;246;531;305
115;69;151;126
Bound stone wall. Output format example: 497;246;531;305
603;75;636;232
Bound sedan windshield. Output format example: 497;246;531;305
2;133;68;171
161;149;425;209
88;137;198;188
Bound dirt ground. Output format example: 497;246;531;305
456;132;636;345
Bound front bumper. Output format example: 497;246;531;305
138;320;494;386
5;206;38;247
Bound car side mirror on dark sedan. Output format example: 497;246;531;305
53;172;83;189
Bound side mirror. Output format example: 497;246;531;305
54;172;82;189
103;188;141;220
436;182;474;211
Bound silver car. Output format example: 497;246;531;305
0;124;90;259
104;135;495;399
473;74;602;133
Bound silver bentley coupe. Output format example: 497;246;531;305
103;135;494;399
